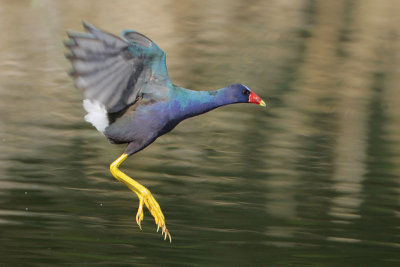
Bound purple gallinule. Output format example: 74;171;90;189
65;22;266;242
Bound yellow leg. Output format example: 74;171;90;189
110;153;171;242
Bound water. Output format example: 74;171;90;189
1;0;400;266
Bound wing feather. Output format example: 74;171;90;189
65;22;164;113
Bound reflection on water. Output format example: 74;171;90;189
1;0;400;266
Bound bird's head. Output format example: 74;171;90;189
225;83;266;107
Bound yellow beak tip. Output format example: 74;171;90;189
259;100;266;107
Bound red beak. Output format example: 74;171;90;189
249;91;266;107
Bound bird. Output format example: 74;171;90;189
65;22;266;242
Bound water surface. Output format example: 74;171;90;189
1;0;400;266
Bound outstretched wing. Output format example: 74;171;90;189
65;22;165;113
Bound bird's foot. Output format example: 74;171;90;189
135;187;171;242
110;153;171;242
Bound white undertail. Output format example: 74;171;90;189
83;99;109;133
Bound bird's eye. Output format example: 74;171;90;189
242;90;250;95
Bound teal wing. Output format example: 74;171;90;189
65;22;167;113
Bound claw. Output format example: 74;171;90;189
136;215;142;230
136;197;144;229
164;230;171;243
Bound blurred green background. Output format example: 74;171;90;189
0;0;399;266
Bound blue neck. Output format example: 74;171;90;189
171;87;234;119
